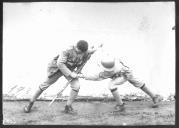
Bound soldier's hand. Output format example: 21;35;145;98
70;72;78;78
77;73;85;78
80;74;89;80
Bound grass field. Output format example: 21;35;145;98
3;100;175;125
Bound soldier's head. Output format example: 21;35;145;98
100;54;115;72
76;40;88;53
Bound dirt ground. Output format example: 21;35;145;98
3;100;175;125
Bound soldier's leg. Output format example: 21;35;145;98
65;78;80;113
140;84;159;107
24;71;62;113
125;70;159;107
140;84;155;99
108;77;127;111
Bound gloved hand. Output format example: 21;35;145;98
77;73;85;78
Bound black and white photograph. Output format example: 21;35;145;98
3;1;175;125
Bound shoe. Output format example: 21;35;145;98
24;102;34;113
64;105;77;114
152;96;159;108
114;103;125;112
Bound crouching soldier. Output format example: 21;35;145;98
24;40;95;114
81;54;160;112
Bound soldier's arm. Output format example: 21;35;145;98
83;72;105;81
57;50;72;77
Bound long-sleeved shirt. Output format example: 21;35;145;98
49;45;96;77
56;45;88;76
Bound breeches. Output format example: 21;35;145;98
39;67;80;91
108;69;144;90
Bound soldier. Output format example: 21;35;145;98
24;40;95;114
81;54;160;111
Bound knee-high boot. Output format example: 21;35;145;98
24;87;43;113
140;84;155;98
111;88;125;111
64;89;79;113
66;89;78;106
111;88;123;105
140;84;159;106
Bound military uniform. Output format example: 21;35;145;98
24;40;94;113
39;45;89;91
84;57;159;109
84;58;144;91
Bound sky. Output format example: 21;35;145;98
3;2;175;98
